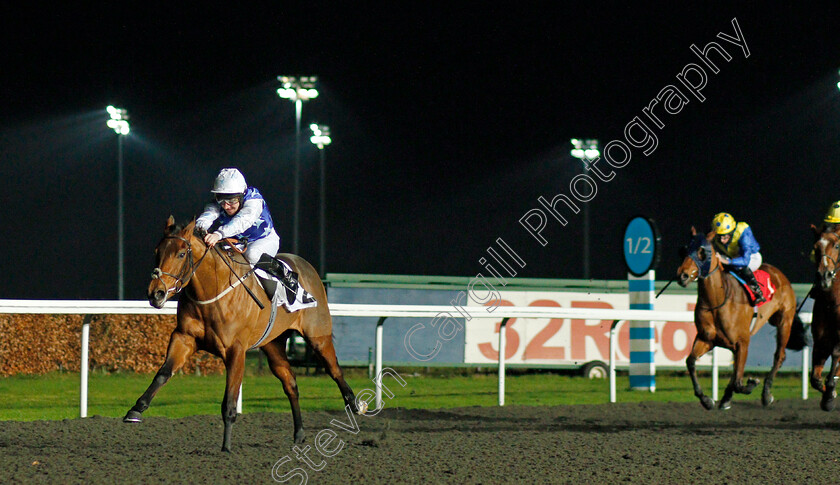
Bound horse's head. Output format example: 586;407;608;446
813;224;840;291
148;216;202;309
677;226;717;287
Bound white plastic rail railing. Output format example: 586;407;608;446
0;300;813;416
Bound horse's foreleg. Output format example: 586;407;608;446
221;344;246;453
720;340;759;410
307;334;366;415
811;335;832;393
762;313;791;407
821;348;840;411
687;338;715;410
124;332;196;423
262;339;305;443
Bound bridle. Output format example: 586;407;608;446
151;232;264;309
818;239;840;287
150;233;210;298
685;235;721;281
683;234;727;311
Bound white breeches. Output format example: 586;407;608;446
243;229;280;266
747;252;762;272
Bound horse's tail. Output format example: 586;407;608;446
785;314;813;350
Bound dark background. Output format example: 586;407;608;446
1;3;838;299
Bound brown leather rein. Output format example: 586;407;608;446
151;235;264;309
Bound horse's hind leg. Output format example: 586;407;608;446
307;334;366;414
124;331;196;423
687;338;715;410
262;338;305;443
762;312;791;407
221;344;246;452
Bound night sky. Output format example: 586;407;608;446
1;3;838;299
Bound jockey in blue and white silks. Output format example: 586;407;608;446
196;168;280;266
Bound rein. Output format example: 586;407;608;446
152;234;264;310
208;245;265;310
696;275;730;312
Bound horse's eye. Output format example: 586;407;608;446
178;251;186;259
834;244;839;250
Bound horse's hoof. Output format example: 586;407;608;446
221;446;231;453
821;392;836;412
700;396;715;410
719;401;732;410
762;394;774;407
294;430;305;444
123;410;143;423
356;400;369;416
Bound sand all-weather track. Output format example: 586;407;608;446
2;400;840;483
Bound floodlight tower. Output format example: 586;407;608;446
309;124;331;278
106;106;130;299
570;138;600;279
277;76;319;255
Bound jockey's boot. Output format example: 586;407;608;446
734;266;766;304
256;274;277;300
255;254;315;305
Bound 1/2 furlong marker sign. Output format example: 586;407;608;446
623;216;661;276
623;216;661;391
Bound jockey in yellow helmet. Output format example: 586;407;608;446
822;201;840;233
711;212;765;304
809;201;840;263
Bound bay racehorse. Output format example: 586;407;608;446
809;225;840;410
124;216;366;451
677;227;798;409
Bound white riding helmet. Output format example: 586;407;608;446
211;168;247;194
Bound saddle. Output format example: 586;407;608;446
729;269;775;307
254;254;317;312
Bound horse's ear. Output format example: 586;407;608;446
165;215;176;232
690;226;697;236
811;224;821;238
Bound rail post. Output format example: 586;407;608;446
237;383;243;414
712;347;719;402
374;317;386;410
498;318;509;406
80;315;92;418
801;346;809;400
609;320;620;403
